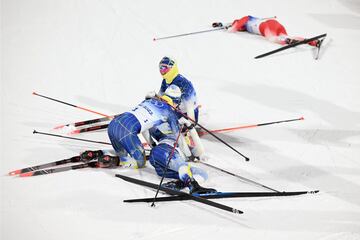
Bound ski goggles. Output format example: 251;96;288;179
159;64;171;75
159;58;175;75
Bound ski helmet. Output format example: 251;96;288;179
159;56;179;84
161;85;182;106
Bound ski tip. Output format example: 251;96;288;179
69;129;80;135
153;38;156;42
53;125;65;130
308;190;320;194
300;116;305;120
8;170;21;176
19;172;34;177
233;209;244;214
33;130;37;134
245;157;250;162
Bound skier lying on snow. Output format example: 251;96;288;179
213;16;321;47
79;85;215;194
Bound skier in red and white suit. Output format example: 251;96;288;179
223;16;319;47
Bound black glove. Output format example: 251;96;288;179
187;155;200;162
181;123;195;133
212;22;223;28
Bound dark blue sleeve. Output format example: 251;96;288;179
159;79;167;95
180;79;195;101
168;110;180;139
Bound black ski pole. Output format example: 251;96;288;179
156;96;250;162
199;161;279;192
33;130;112;145
151;126;184;207
195;120;249;161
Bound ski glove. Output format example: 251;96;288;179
179;117;195;132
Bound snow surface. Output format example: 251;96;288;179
1;0;360;239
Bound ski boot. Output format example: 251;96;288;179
188;179;217;194
285;38;300;45
162;179;186;191
80;150;103;162
97;155;120;168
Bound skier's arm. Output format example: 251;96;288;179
142;130;156;147
230;16;250;32
184;100;196;122
178;117;205;158
158;79;167;95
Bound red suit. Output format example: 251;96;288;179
231;16;317;46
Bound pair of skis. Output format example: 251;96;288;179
8;156;98;177
254;33;327;59
9;158;319;215
116;174;319;215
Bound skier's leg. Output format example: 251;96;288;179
108;113;146;168
260;19;288;44
149;143;214;193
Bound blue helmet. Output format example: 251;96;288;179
159;56;179;83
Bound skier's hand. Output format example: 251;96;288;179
145;91;156;99
178;117;192;127
212;22;223;28
179;117;195;132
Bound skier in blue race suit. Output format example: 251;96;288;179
80;85;215;194
158;56;199;123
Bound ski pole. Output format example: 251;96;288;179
193;120;250;161
68;117;304;136
260;16;277;20
33;92;113;118
151;126;184;207
197;117;304;136
153;26;227;41
33;130;152;149
198;161;279;192
155;96;250;161
33;130;112;145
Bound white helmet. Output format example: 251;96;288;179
163;85;182;105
